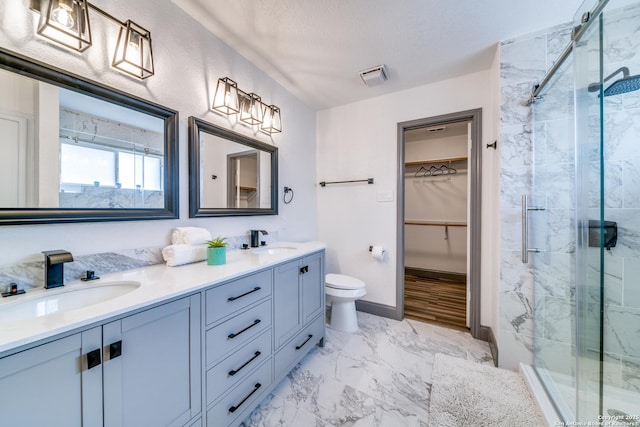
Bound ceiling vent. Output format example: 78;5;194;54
359;64;388;86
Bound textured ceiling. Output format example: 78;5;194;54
172;0;584;110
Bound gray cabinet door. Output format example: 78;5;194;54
301;252;324;324
0;327;102;427
103;295;201;427
273;259;302;348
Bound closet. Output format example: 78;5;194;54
403;121;469;330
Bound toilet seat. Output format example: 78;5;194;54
325;286;367;299
326;273;365;290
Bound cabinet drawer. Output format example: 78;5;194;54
274;314;325;379
206;358;272;427
206;270;272;325
206;299;272;366
206;328;272;404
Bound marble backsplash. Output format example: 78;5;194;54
0;231;277;293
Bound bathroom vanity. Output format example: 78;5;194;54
0;242;326;427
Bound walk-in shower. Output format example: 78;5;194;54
528;0;640;422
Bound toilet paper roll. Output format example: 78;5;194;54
371;245;385;261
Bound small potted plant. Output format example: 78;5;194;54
207;237;227;266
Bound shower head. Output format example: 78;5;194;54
603;74;640;96
587;66;640;96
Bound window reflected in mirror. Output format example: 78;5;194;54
0;67;165;209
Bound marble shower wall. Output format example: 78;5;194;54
499;2;640;396
499;23;575;370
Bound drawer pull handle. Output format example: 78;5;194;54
295;334;313;350
228;351;262;376
86;348;101;370
228;286;261;302
109;340;122;360
228;319;261;339
228;382;262;414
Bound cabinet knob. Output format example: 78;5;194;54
299;265;309;274
87;348;101;370
109;340;122;360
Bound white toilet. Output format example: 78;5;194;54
325;274;367;333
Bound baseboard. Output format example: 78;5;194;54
480;325;498;366
355;300;400;320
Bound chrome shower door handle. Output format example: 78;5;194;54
522;195;545;264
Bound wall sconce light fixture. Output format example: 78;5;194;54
212;77;282;134
35;0;92;52
261;105;282;134
30;0;155;79
112;20;154;79
212;77;240;115
239;91;264;125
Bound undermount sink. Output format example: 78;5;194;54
0;281;141;322
252;246;297;255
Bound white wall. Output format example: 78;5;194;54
0;0;317;265
317;66;500;329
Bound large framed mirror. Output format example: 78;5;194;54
189;117;277;217
0;47;178;225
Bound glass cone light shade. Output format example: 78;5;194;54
239;92;264;125
37;0;92;52
112;20;154;79
260;105;282;134
212;78;240;115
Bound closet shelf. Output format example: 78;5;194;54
405;220;467;227
405;156;468;167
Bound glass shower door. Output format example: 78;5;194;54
575;0;640;421
530;48;578;420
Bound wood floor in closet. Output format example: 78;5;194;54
404;273;468;331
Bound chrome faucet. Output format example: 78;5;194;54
42;250;74;289
250;230;268;247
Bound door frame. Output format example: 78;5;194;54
396;108;482;339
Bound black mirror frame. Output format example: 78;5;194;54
188;116;278;217
0;47;179;225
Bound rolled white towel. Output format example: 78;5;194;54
162;244;207;267
171;227;212;245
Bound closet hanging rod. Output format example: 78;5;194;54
405;221;467;227
319;178;374;187
405;156;467;167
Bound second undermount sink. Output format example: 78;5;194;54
252;246;297;255
0;281;141;323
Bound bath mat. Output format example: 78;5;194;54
428;353;545;427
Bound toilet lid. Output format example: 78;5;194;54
326;274;365;290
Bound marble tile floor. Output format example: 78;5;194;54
241;311;494;426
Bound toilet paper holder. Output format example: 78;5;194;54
368;245;386;261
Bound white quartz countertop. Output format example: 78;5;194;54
0;241;326;355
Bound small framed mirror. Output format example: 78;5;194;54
0;48;178;225
188;117;278;217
